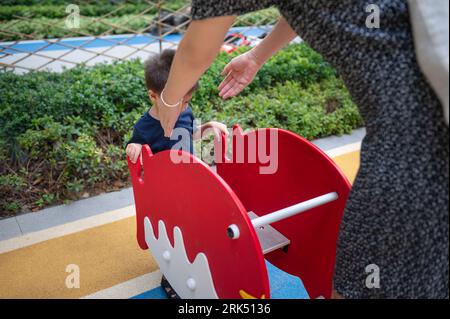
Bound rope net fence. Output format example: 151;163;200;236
0;0;280;73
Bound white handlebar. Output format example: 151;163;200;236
251;192;339;228
227;192;339;239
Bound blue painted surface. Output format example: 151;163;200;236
130;260;309;299
131;286;168;299
266;260;309;299
0;26;272;55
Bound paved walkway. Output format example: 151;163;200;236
0;129;364;299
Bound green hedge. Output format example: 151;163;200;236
1;1;158;6
0;43;363;216
0;1;187;21
0;4;150;20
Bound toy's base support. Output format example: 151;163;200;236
248;212;290;255
131;260;309;299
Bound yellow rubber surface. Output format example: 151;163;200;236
0;150;360;298
0;217;157;298
332;150;360;184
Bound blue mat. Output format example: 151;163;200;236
131;260;309;299
1;26;272;55
132;286;167;299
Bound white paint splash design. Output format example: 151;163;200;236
143;217;219;299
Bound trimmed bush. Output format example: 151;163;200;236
1;0;159;6
0;43;363;216
0;1;188;20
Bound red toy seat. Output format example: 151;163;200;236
127;125;351;299
215;125;351;298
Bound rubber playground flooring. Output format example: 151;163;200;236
0;150;360;299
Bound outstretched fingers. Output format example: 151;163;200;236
219;76;238;98
222;81;245;99
220;61;232;76
218;73;233;92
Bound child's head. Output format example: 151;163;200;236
144;49;198;110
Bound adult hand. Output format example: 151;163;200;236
155;95;183;138
218;50;263;99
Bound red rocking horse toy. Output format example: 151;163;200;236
127;125;351;299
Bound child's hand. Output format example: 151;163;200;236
198;121;229;141
126;143;142;164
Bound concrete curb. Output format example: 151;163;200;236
0;187;133;241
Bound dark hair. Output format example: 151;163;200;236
144;49;198;94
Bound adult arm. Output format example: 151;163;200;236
157;16;236;137
219;17;297;99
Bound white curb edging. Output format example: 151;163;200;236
0;205;134;254
81;270;163;299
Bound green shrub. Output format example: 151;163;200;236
35;193;56;208
1;0;173;7
0;173;27;190
65;134;103;181
0;59;147;144
192;44;338;110
236;7;279;26
0;4;145;20
0;43;362;216
4;201;21;213
0;1;189;20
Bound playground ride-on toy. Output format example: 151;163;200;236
127;125;351;299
